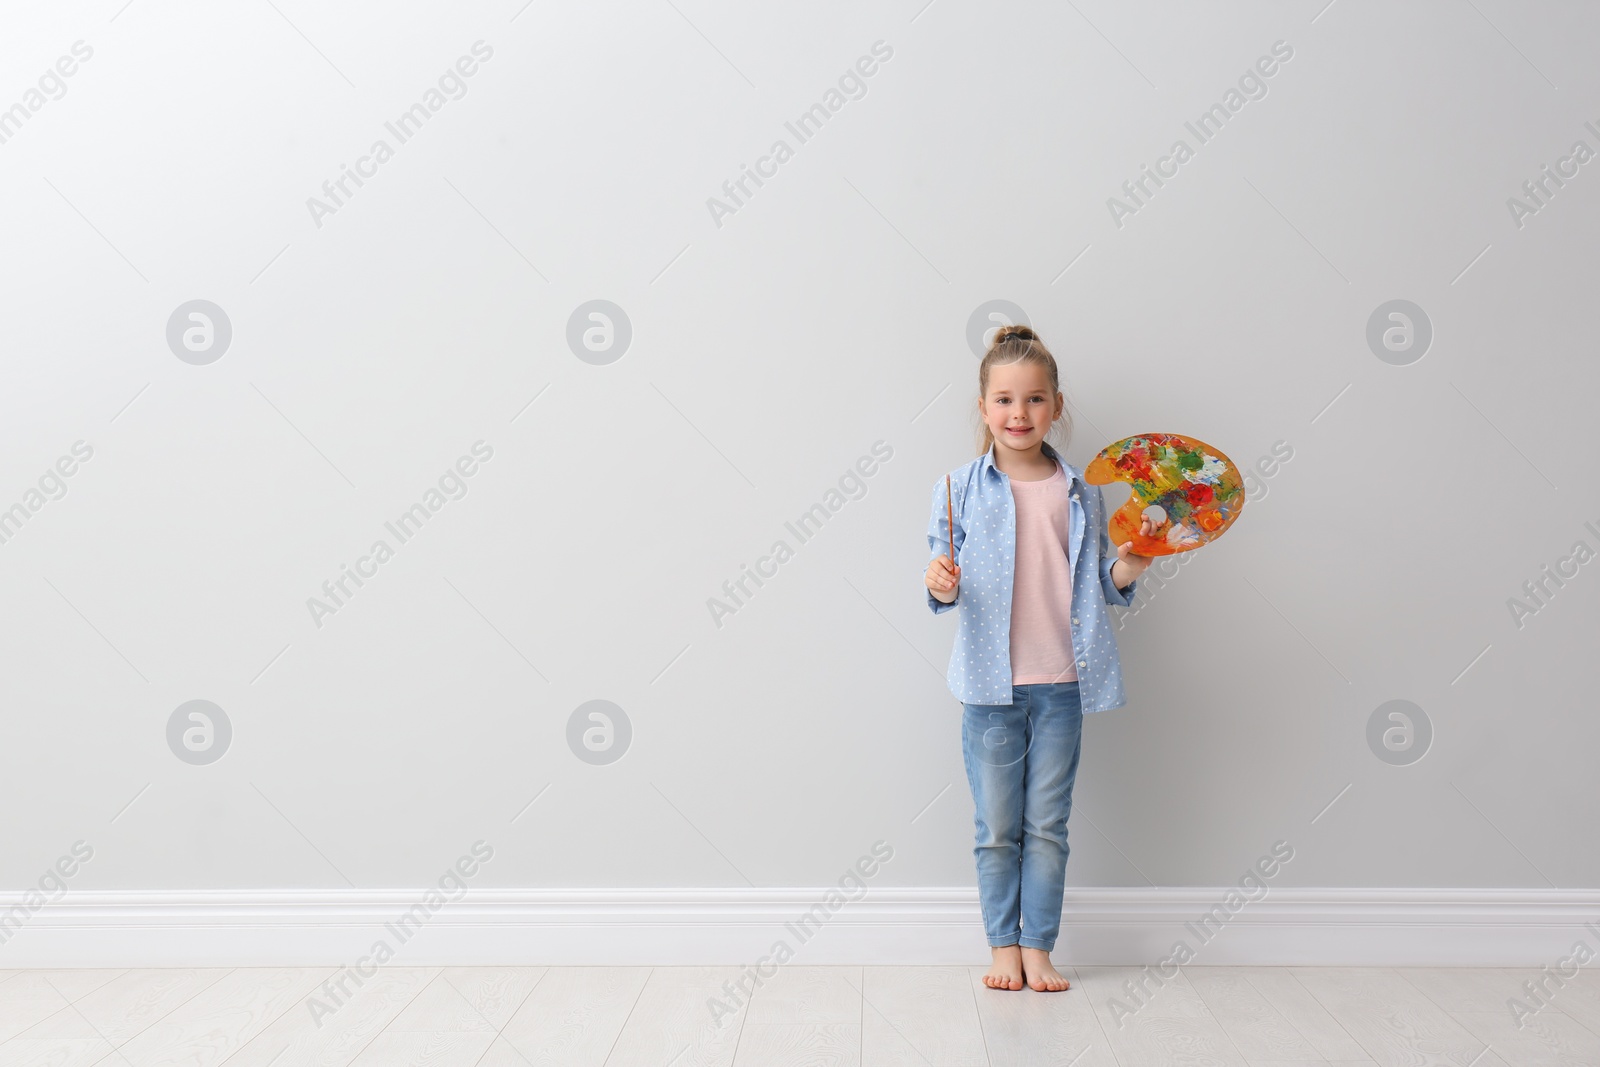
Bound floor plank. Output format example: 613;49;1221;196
496;965;652;1066
1394;968;1524;1013
1239;969;1369;1061
1289;967;1512;1067
1543;969;1600;1035
0;964;1562;1067
736;967;862;1067
857;966;987;1067
66;968;233;1048
0;1001;117;1067
1075;966;1249;1066
344;1029;497;1066
603;966;749;1067
13;971;126;1004
744;966;863;1026
383;971;502;1033
731;1023;860;1067
0;972;78;1044
431;967;545;1031
113;967;334;1067
1187;967;1323;1062
0;1038;116;1067
965;965;1115;1067
222;966;439;1067
1452;1008;1600;1067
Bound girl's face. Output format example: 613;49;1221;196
979;360;1063;453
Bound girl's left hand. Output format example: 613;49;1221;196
1115;514;1160;580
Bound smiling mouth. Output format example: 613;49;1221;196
1005;427;1031;434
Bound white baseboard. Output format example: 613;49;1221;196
2;887;1596;967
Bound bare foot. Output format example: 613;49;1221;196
982;944;1024;990
1020;947;1071;991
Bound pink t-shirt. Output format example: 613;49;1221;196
1008;465;1077;684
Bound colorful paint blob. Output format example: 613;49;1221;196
1084;432;1244;556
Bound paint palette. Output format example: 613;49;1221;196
1084;433;1244;556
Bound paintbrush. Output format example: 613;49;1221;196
945;474;954;569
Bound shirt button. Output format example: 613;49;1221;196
1072;617;1080;624
1078;660;1087;668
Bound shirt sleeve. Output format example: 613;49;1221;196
1095;483;1138;607
926;476;961;615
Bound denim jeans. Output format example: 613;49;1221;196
960;682;1083;952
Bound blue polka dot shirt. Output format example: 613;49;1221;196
926;440;1138;710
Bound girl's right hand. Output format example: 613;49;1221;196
926;555;960;603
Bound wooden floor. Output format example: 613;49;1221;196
1;963;1597;1066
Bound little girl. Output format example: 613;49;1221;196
924;324;1155;993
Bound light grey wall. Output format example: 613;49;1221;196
2;0;1595;898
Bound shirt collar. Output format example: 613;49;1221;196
981;438;1081;490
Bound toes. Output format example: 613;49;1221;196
983;968;1028;991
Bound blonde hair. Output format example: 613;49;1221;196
976;324;1072;455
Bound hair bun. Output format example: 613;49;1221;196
993;324;1037;345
